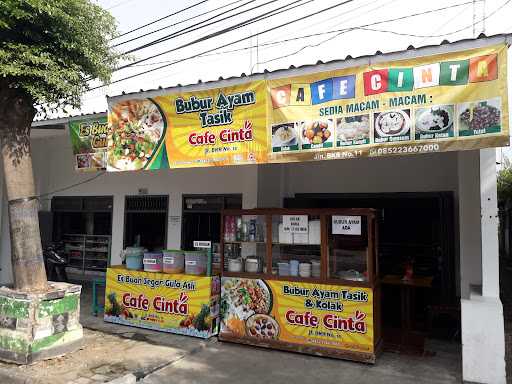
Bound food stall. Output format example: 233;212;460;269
104;242;220;339
219;208;380;363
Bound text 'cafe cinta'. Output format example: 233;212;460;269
18;33;512;384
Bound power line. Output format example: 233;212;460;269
88;0;355;90
112;0;251;48
107;0;136;11
90;0;490;92
85;0;293;81
248;0;400;71
107;1;474;80
120;0;298;57
37;172;106;200
251;0;507;69
126;0;400;68
416;3;473;45
121;0;475;70
115;0;313;70
113;0;209;39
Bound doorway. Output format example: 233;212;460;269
124;195;169;251
181;194;242;250
284;192;457;340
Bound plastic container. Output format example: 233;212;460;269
245;258;260;273
289;260;299;276
162;249;184;274
311;260;321;278
185;251;207;275
299;263;312;278
228;258;243;272
125;247;145;270
278;262;290;276
143;252;163;272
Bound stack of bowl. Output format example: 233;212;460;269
311;260;321;278
299;263;312;278
278;262;290;276
289;260;299;276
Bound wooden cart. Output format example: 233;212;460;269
218;208;381;363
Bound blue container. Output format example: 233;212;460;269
125;247;144;270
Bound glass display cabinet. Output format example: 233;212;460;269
219;208;380;363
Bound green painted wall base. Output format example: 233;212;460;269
0;282;83;364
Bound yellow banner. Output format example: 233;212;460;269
105;267;220;338
106;45;509;172
220;277;374;354
268;44;509;162
107;81;268;171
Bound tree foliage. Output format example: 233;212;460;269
498;166;512;203
0;0;119;112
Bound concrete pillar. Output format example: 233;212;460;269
459;148;506;384
480;148;500;298
458;150;482;299
109;193;125;266
167;193;182;249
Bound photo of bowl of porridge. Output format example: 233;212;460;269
374;110;411;138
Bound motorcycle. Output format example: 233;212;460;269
43;243;68;282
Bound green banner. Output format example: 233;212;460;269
69;116;108;171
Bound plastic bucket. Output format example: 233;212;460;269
311;260;321;278
162;250;184;274
278;262;290;276
125;247;144;270
143;252;163;272
185;251;207;275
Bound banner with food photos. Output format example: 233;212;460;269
104;44;508;173
106;81;268;171
268;44;509;163
68;116;108;171
220;277;374;355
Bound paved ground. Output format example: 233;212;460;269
141;339;460;384
81;284;461;384
500;255;512;383
0;327;190;384
0;283;462;383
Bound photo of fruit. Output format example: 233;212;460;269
300;119;334;149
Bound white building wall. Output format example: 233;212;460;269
0;136;463;282
0;133;259;282
281;152;459;194
2;132;507;383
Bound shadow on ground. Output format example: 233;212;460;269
80;283;461;384
500;255;512;382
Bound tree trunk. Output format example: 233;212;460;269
0;82;47;291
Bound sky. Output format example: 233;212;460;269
83;0;512;161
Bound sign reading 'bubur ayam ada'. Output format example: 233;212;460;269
105;44;509;172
